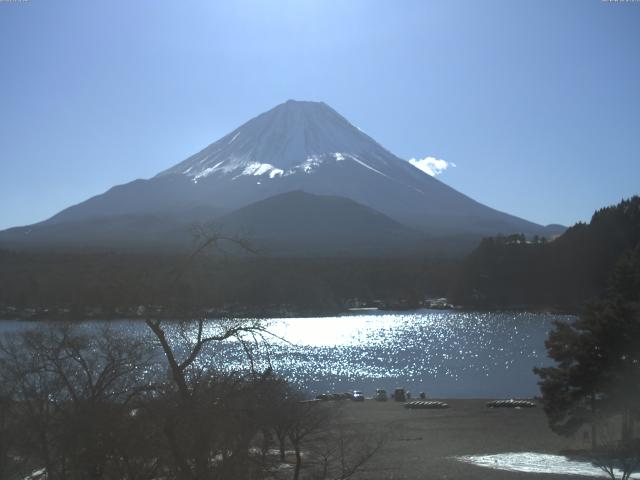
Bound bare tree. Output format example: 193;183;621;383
145;224;266;401
286;401;335;480
308;425;386;480
589;416;640;480
0;381;22;480
0;324;154;480
141;226;277;480
270;398;387;480
0;226;386;480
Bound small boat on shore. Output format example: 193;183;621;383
405;401;449;409
486;399;536;408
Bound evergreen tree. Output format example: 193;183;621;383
534;246;640;448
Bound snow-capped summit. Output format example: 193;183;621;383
0;100;562;254
157;100;398;183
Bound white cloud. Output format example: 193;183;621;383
408;156;455;176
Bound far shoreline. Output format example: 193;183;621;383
0;304;578;322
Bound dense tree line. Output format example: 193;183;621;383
452;196;640;311
0;252;457;318
2;196;638;317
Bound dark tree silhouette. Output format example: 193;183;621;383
454;196;640;310
535;246;640;478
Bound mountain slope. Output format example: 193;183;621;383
151;100;547;235
0;100;561;254
215;190;425;255
0;206;227;251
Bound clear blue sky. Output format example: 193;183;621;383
1;0;639;230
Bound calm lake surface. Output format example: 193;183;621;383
0;309;573;398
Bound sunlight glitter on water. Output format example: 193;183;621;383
0;310;574;397
267;313;407;346
191;309;571;397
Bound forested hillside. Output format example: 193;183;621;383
452;196;640;310
3;197;637;318
0;251;456;318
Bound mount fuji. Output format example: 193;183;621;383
0;100;562;254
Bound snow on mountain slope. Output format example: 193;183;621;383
150;99;545;236
157;100;398;182
1;99;561;253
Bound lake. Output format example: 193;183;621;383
0;309;572;398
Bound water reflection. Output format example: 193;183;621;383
0;309;573;398
250;310;568;397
